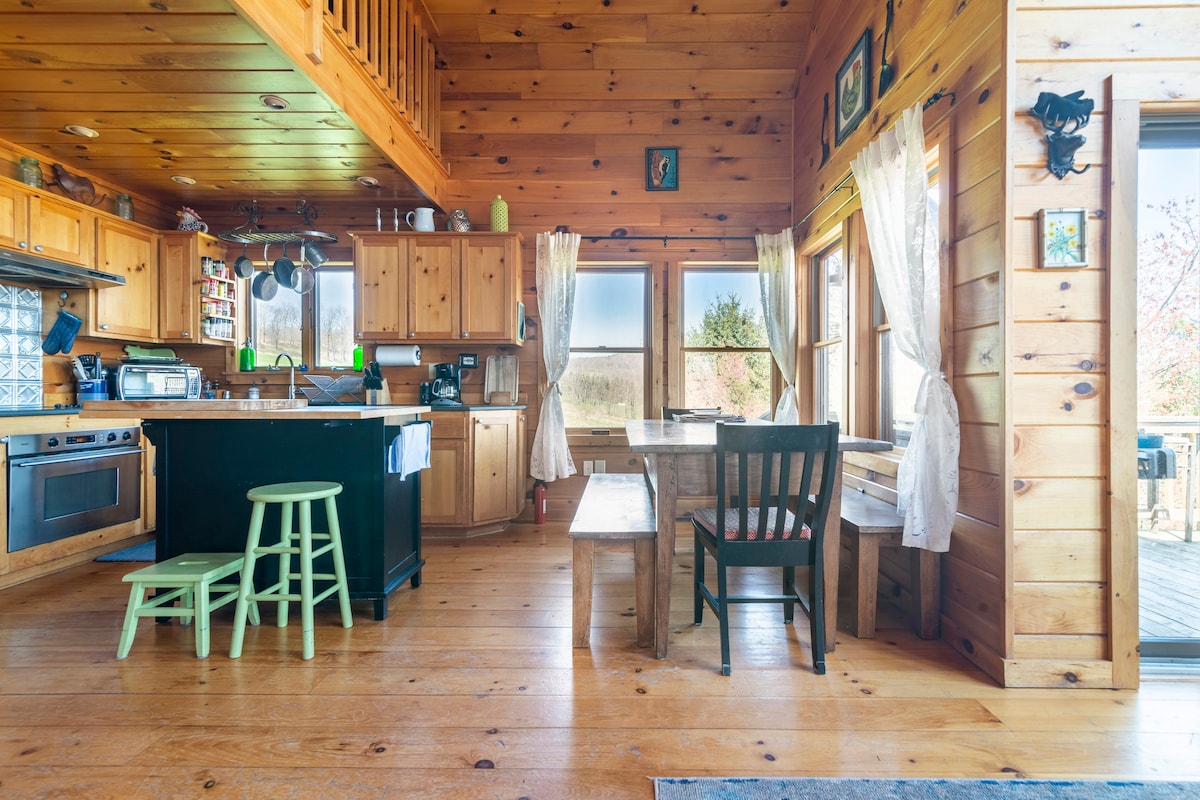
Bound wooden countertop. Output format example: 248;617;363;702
79;400;431;421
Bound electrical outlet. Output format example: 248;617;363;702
582;460;593;476
593;460;606;474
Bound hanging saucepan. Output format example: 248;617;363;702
272;243;296;287
233;244;255;279
290;241;314;294
251;269;278;301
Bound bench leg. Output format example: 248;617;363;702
909;549;941;639
572;539;595;648
633;539;655;648
194;580;212;659
850;533;880;638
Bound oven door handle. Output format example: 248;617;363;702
11;447;146;467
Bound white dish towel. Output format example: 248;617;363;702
388;421;431;480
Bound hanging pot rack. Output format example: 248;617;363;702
217;199;338;246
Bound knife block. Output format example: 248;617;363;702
365;379;391;406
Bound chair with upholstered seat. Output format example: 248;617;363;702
692;421;840;675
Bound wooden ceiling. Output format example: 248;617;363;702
0;0;813;223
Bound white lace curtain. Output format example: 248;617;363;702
756;230;799;423
850;103;960;552
529;230;580;482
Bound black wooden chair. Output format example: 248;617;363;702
662;406;722;419
692;421;840;675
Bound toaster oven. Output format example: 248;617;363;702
110;364;202;400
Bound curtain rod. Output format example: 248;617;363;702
793;88;956;230
580;234;758;248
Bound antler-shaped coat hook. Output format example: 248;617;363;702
1030;91;1093;179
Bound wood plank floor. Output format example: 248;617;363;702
1;521;1199;799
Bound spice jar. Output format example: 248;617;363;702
115;194;134;220
18;157;43;188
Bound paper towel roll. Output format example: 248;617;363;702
375;344;422;366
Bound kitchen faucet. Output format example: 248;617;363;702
273;352;296;400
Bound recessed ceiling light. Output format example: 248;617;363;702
260;95;290;110
171;175;197;185
64;124;99;138
356;176;380;188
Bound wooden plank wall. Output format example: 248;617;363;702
1007;0;1200;689
432;4;799;516
792;0;1007;683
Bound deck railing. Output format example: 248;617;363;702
323;0;440;157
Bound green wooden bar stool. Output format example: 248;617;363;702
230;481;354;660
117;552;259;660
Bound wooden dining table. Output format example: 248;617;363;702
625;419;893;659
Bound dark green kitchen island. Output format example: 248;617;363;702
82;401;431;620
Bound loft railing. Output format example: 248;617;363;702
323;0;440;157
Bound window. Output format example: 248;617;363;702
681;266;772;418
559;266;649;428
873;161;941;447
812;243;845;425
251;265;356;369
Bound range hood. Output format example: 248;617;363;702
0;247;126;288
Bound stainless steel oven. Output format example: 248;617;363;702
5;426;143;552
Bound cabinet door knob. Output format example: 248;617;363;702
33;245;44;252
461;332;469;338
182;332;190;337
100;323;110;330
18;241;28;249
408;332;415;338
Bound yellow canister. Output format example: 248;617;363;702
489;194;509;232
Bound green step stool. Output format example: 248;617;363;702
117;552;260;659
230;481;353;661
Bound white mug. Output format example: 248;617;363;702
406;207;435;232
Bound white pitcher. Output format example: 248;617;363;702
406;207;435;232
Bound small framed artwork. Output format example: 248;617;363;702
1038;208;1088;268
646;147;679;191
458;353;479;369
835;29;872;146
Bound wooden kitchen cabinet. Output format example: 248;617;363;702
350;231;523;345
89;217;158;341
158;231;236;344
422;408;524;536
0;176;93;267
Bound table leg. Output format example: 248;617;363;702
823;454;845;653
653;453;678;659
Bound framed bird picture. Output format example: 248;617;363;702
835;30;872;146
645;147;679;191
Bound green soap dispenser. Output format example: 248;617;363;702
353;343;364;371
238;338;256;371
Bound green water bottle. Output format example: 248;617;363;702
353;343;364;371
238;338;256;371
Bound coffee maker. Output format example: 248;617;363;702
430;362;462;404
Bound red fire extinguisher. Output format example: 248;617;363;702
533;480;547;524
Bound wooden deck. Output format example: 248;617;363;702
1139;532;1200;640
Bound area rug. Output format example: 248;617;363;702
95;541;156;562
653;777;1200;800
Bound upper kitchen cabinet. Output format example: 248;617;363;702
89;217;158;342
158;231;236;344
0;176;93;267
351;231;523;345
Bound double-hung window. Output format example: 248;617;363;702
680;265;773;418
812;243;846;425
251;265;356;369
559;265;650;428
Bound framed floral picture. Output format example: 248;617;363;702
1038;207;1088;268
646;146;678;191
835;29;872;146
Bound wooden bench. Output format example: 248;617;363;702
568;473;657;648
837;489;941;640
